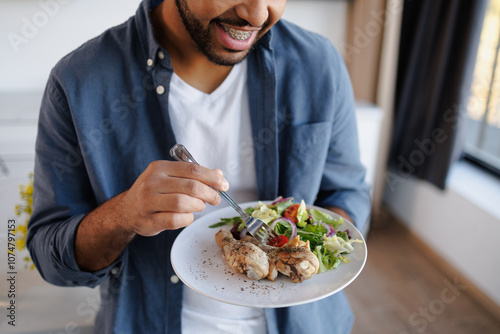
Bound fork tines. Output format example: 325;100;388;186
255;226;280;245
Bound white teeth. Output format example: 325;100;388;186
223;26;252;40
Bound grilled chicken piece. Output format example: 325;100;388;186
215;229;269;280
243;235;319;283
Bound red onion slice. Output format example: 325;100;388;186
271;196;293;205
239;227;249;239
230;221;247;240
319;222;335;237
269;217;297;239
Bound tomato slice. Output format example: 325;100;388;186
283;204;300;223
269;235;289;247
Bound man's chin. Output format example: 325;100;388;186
205;49;251;66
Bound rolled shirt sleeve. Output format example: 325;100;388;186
27;74;126;287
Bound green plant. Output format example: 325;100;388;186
14;172;35;270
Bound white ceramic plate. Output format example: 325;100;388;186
171;201;367;308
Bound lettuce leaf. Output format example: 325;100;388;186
297;223;326;249
309;209;344;229
274;198;295;215
209;216;242;228
251;203;279;224
323;235;363;254
273;220;294;238
314;246;342;273
296;200;309;227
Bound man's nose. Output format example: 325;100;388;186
234;0;269;28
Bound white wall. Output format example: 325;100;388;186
384;161;500;307
0;0;347;93
282;0;347;49
0;0;141;92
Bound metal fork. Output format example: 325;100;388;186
169;144;280;245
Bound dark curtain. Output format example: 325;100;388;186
389;0;487;189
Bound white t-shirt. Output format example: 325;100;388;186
168;60;266;334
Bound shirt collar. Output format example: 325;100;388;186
135;0;169;71
256;26;273;51
150;0;163;9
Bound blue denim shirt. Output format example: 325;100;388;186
28;1;370;333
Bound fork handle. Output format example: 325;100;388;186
169;144;249;219
218;192;250;220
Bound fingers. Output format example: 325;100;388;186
133;212;195;236
154;177;219;206
149;193;207;214
126;160;231;236
153;212;194;231
148;161;229;207
157;161;229;192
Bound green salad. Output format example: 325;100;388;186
210;197;363;273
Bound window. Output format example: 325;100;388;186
465;0;500;175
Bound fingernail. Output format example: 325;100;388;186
222;178;229;191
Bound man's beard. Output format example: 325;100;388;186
175;0;266;66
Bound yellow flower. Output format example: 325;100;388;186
16;224;28;236
14;172;35;270
17;238;26;251
15;205;21;216
25;184;33;196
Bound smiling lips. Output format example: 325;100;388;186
216;22;259;51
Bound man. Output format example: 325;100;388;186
28;0;371;333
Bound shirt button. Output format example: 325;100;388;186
110;266;119;275
158;51;165;60
147;58;153;67
156;85;165;95
170;275;179;284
